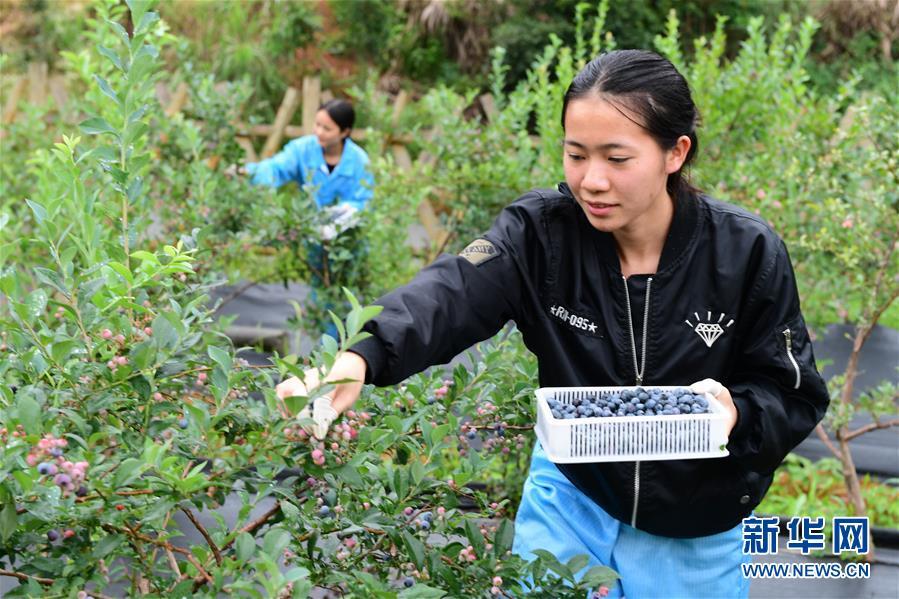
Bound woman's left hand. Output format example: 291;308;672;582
690;378;738;435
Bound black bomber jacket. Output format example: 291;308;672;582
351;184;830;538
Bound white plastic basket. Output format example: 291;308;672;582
534;386;730;463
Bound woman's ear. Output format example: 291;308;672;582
665;135;692;174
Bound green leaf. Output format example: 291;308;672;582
262;527;290;558
34;267;68;296
113;458;144;488
410;460;425;486
130;340;156;371
334;462;364;487
531;549;573;581
151;313;178;350
401;530;426;570
280;501;300;520
126;0;151;29
105;19;131;46
398;585;446;599
130;375;151;401
464;519;486;556
0;502;17;542
207;346;232;373
494;519;514;557
92;535;123;559
94;75;121;106
79;116;117;136
107;261;134;285
130;250;158;264
26;289;48;321
18;395;41;435
235;532;256;563
50;340;77;365
566;553;589;575
97;45;124;71
25;199;47;224
135;10;159;35
581;564;619;587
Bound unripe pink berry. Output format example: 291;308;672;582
114;334;125;344
197;372;207;382
101;329;113;339
311;449;323;460
144;327;152;335
404;507;413;516
491;587;500;595
330;442;339;450
153;392;163;401
493;576;503;586
115;355;128;365
437;506;445;516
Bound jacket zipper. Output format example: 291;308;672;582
622;275;652;528
783;328;801;389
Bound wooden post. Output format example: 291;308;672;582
301;76;321;136
479;93;497;121
261;86;301;158
235;136;258;163
388;88;450;252
1;76;27;125
27;62;49;106
49;75;68;113
165;82;189;117
392;90;409;126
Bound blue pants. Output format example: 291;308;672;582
513;443;751;598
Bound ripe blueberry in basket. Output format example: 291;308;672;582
547;387;710;419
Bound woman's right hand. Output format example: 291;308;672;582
275;351;368;439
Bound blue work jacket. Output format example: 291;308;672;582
246;135;374;210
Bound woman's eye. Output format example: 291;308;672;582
566;153;585;162
609;157;630;164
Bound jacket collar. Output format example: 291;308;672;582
557;182;700;275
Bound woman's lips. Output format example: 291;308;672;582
585;201;617;217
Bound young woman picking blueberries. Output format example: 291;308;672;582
276;50;829;598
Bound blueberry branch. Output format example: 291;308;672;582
180;506;223;565
0;569;54;585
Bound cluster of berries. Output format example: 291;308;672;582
46;528;76;542
490;575;504;596
26;435;89;496
457;422;525;457
548;388;710;419
402;506;437;530
458;544;478;562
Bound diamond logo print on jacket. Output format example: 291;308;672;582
685;311;734;347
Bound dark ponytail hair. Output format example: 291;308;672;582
562;49;700;197
320;99;355;136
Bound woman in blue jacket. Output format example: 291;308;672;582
274;51;830;598
245;99;375;325
246;98;374;213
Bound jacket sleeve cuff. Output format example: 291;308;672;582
349;335;388;385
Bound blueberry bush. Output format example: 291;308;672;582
0;3;621;596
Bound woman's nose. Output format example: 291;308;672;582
581;160;610;193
